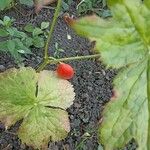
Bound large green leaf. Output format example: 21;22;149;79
0;67;75;149
99;60;148;150
69;0;150;149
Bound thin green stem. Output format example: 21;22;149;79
48;54;100;64
44;0;62;59
36;54;100;72
37;0;62;72
36;60;48;72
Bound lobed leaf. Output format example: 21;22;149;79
99;60;148;149
69;0;150;149
0;67;75;149
18;106;70;149
37;70;75;109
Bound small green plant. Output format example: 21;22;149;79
77;0;111;18
24;21;50;48
62;0;73;12
0;16;49;63
0;0;34;11
19;0;34;6
54;42;64;58
70;0;150;149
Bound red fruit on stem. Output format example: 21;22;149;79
56;63;74;79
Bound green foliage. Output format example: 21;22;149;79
0;0;34;11
54;42;64;58
0;16;49;64
0;67;75;149
77;0;111;18
19;0;34;6
71;0;150;149
62;0;73;12
0;0;13;11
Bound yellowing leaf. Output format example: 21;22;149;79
18;106;70;149
69;0;150;149
37;70;75;109
0;67;75;149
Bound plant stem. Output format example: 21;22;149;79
36;54;100;72
36;60;48;72
44;0;62;59
48;54;100;64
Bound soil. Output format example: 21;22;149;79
0;1;136;150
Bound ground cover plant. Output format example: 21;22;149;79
0;0;150;150
77;0;111;18
0;16;49;63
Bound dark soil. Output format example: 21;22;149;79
0;1;136;150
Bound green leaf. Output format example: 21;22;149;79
32;28;43;36
99;61;148;150
7;40;15;52
0;19;4;25
0;0;13;11
3;16;14;27
0;68;37;127
32;36;44;48
41;22;50;30
0;41;9;52
7;39;22;61
0;68;75;149
24;24;35;33
13;38;32;54
23;37;33;48
70;0;150;149
0;28;8;37
71;15;148;68
62;1;69;11
19;0;34;6
7;27;27;39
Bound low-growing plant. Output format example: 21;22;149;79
0;0;34;11
69;0;150;149
54;42;64;58
77;0;112;18
0;0;55;12
62;0;73;12
0;16;49;63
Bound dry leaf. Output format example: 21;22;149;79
34;0;56;13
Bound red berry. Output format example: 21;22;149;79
56;63;74;79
